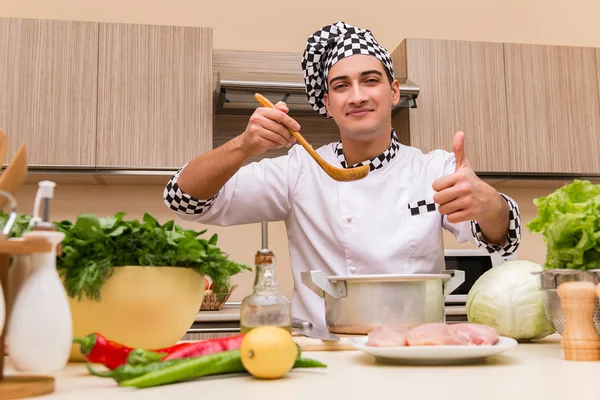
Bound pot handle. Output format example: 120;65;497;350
442;269;465;296
301;270;347;299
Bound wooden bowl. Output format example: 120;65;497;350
68;266;204;361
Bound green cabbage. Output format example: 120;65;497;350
527;179;600;270
466;260;555;341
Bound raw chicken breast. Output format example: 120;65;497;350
452;323;499;345
367;325;410;347
406;323;469;346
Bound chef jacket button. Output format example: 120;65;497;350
346;216;352;222
348;266;357;274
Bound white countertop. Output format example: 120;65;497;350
5;334;600;400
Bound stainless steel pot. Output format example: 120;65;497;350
301;270;465;334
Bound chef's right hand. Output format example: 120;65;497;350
240;102;299;156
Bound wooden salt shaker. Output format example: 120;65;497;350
557;281;600;361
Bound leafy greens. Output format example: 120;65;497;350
0;210;250;301
527;180;600;270
0;212;33;238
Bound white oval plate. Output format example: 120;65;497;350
350;336;518;365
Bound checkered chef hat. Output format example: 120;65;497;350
301;21;394;116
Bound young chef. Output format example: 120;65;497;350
163;22;521;328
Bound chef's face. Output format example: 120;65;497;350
324;55;400;141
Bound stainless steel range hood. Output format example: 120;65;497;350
215;70;419;115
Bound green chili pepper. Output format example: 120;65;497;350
293;358;327;368
118;349;327;389
119;350;246;388
126;348;167;366
86;359;184;383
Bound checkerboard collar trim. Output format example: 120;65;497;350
334;129;400;171
301;21;394;116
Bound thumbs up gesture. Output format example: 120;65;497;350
432;132;500;224
452;131;470;172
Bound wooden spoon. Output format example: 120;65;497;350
0;144;28;209
0;129;8;167
254;93;369;182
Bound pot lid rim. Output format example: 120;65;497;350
325;273;453;282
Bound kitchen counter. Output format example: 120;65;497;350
184;303;242;341
194;302;241;322
4;334;599;400
193;302;468;323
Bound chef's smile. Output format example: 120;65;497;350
346;108;374;117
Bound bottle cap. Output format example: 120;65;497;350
255;249;274;265
37;180;56;198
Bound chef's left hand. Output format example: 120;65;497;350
432;132;506;225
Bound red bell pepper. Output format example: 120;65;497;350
73;333;195;370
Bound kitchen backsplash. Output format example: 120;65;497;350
14;181;551;301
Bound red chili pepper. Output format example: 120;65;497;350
72;333;197;370
155;342;195;355
72;333;132;370
162;334;246;360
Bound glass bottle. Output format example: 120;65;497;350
239;249;291;333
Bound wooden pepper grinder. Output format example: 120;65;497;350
557;281;600;361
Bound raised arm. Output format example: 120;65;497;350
177;102;300;200
434;132;521;255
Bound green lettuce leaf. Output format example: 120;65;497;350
527;179;600;270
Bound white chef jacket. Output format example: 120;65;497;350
163;131;521;329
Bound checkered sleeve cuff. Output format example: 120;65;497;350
163;165;217;215
470;193;521;256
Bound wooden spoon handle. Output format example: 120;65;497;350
0;144;28;209
253;93;329;164
0;129;7;167
253;93;369;182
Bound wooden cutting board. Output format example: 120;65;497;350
293;333;364;351
0;376;54;399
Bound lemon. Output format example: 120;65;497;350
240;326;297;379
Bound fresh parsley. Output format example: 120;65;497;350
0;211;33;238
0;211;250;301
